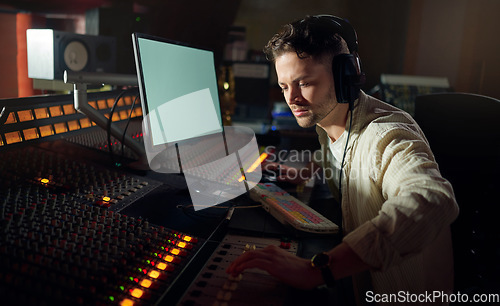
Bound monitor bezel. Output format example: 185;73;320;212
132;32;224;153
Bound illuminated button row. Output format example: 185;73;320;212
143;259;175;272
114;234;196;305
116;254;179;305
90;96;137;110
112;270;164;304
90;181;153;208
2;120;97;145
1;102;142;146
3;101;140;125
169;233;197;244
161;240;192;253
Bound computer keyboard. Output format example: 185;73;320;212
249;182;339;234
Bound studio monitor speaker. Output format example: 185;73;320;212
27;29;117;81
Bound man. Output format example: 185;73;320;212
227;15;459;304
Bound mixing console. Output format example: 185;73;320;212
0;89;334;305
179;234;298;306
0;142;206;305
64;120;144;162
0;186;201;305
0;145;160;212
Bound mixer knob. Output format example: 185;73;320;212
222;281;238;291
227;274;242;282
216;290;232;302
74;255;81;265
87;238;94;248
62;263;69;274
243;244;256;252
30;241;38;252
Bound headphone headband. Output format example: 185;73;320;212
309;15;365;105
313;15;359;54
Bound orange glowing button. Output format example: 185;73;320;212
148;270;160;279
80;118;91;128
120;299;135;306
39;125;54;137
183;236;192;242
164;255;174;262
140;279;152;288
156;262;167;270
170;248;180;255
239;152;269;182
23;128;39;140
177;242;186;248
130;288;143;298
53;122;67;134
40;178;49;184
102;196;111;202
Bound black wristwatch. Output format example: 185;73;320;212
311;252;336;288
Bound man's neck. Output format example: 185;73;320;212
317;103;350;142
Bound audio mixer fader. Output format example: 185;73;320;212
179;234;299;306
0;144;203;305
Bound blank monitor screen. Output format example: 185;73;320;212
132;33;262;209
132;33;223;146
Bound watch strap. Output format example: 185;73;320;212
311;252;336;288
320;265;336;288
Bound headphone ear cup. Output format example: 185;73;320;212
332;54;362;105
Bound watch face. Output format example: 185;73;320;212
312;252;330;268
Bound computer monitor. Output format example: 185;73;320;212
133;33;223;146
132;33;261;210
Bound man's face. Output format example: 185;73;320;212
276;52;337;128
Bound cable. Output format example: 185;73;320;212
181;203;262;211
107;87;137;165
107;90;128;164
120;94;140;162
337;103;354;234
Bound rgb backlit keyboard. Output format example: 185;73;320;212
249;183;338;234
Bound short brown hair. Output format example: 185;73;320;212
263;15;348;63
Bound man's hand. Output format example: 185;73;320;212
225;245;323;290
226;242;370;290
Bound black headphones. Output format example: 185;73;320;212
314;15;366;107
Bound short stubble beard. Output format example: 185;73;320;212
294;87;338;128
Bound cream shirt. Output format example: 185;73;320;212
327;130;347;189
315;91;459;305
